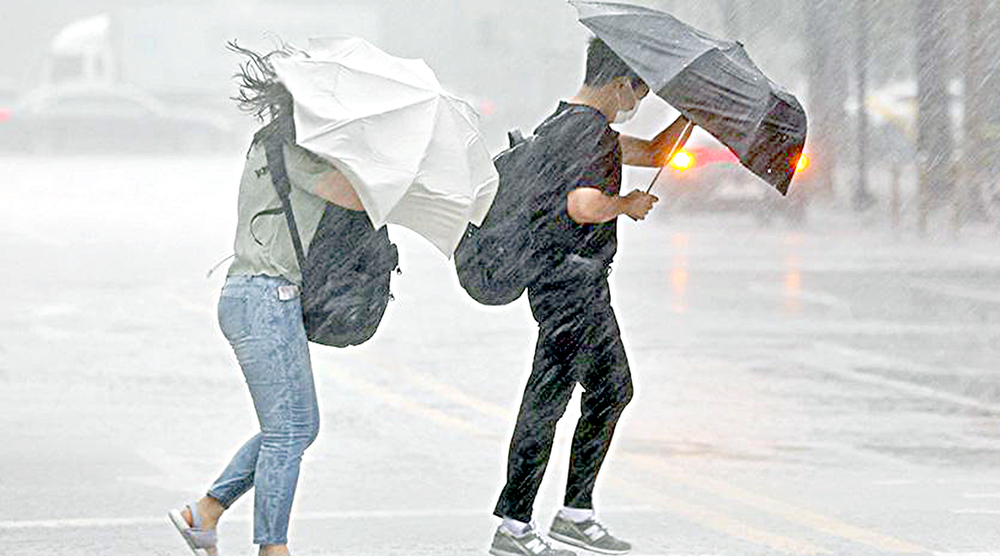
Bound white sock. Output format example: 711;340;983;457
501;517;531;536
558;507;595;523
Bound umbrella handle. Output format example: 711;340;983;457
646;120;695;194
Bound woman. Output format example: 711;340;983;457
168;43;365;556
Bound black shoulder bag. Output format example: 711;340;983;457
453;106;594;305
260;135;399;347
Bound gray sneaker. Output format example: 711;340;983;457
548;515;631;555
489;525;577;556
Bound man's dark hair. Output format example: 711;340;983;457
584;37;645;90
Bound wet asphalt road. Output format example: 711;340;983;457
1;155;999;555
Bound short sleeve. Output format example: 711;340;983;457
528;106;621;265
530;112;612;225
544;114;617;197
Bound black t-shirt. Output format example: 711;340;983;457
530;102;622;269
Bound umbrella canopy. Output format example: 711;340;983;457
570;1;807;195
272;37;499;256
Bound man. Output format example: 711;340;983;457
489;38;692;556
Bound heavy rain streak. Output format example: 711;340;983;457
0;1;998;555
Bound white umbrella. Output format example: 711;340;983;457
272;37;499;256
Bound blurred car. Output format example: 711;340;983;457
0;77;20;151
0;81;16;107
0;82;235;154
658;127;813;224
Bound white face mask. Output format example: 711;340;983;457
613;84;641;124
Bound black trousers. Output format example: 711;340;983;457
494;261;633;522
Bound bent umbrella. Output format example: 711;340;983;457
273;37;500;255
571;0;807;194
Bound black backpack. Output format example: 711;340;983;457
454;107;589;305
254;121;399;347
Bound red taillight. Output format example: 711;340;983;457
478;99;496;117
0;108;10;122
669;150;695;171
794;154;810;173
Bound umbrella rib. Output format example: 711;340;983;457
291;58;440;93
274;37;501;256
410;96;446;192
572;0;806;193
295;95;441;144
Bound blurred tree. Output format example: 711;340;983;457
916;0;956;233
803;0;849;199
853;0;876;212
961;0;1000;225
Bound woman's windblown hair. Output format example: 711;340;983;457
227;40;299;141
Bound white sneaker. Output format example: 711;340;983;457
489;524;577;556
548;514;631;555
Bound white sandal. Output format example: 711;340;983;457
168;502;218;555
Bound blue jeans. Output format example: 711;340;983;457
207;274;320;545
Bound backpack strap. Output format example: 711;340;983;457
524;104;599;170
262;137;309;276
534;104;598;137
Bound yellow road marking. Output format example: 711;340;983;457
400;368;512;421
625;453;926;554
325;359;833;554
324;355;926;555
609;476;831;555
324;364;490;437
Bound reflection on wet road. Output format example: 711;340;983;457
1;156;998;555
